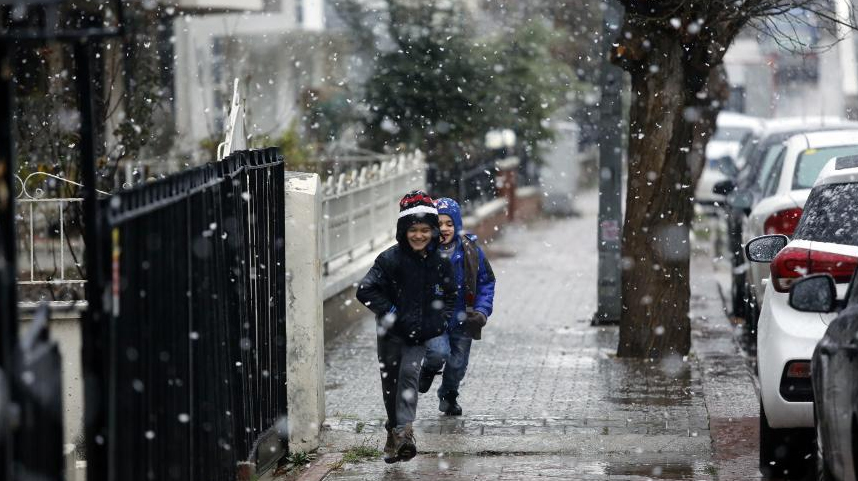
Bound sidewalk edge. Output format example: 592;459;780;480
292;453;343;481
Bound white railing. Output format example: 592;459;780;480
14;172;108;307
321;151;426;274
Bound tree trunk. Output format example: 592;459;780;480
617;34;697;358
607;3;744;358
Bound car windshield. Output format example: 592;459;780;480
794;182;858;246
713;127;752;142
794;145;858;189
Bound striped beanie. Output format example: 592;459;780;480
399;190;438;219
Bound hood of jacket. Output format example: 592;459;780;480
434;197;463;237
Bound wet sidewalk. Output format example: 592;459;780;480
314;188;762;480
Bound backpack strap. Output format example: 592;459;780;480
460;235;480;308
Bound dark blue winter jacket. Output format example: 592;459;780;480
435;198;496;331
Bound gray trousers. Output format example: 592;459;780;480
377;334;426;429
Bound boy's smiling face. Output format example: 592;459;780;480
406;222;433;252
439;214;455;245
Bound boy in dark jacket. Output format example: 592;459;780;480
419;197;496;415
356;190;456;463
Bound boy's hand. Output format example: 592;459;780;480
466;310;487;327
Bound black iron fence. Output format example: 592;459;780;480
92;148;287;480
427;160;498;215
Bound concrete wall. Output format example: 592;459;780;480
284;173;326;452
463;198;508;244
18;311;84;453
514;186;542;222
323;286;366;344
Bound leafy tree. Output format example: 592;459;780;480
603;1;857;358
342;0;575;170
481;21;576;161
13;3;173;191
361;1;492;168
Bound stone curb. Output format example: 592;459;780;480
292;453;344;481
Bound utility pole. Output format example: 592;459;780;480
593;1;624;325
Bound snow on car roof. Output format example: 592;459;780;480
716;111;765;131
759;117;858;135
797;129;858;149
816;155;858;186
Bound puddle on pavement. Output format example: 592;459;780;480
323;454;715;480
601;460;704;479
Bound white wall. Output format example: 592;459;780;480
172;0;328;161
724;31;858;119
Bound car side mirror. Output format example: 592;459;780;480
727;189;753;214
713;179;736;196
789;274;838;313
716;156;739;177
745;234;789;263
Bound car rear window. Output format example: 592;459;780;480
794;145;858;189
713;127;752;143
794;183;858;246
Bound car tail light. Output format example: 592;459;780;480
770;247;858;292
785;361;811;379
780;361;814;402
764;208;803;236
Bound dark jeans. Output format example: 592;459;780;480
377;334;426;429
423;330;473;399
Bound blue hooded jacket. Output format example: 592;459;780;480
434;198;496;330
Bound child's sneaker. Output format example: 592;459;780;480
418;369;439;394
394;424;417;462
439;392;462;416
383;423;398;464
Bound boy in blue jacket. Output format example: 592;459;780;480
419;197;496;415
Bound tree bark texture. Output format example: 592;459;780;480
617;34;694;358
612;16;733;358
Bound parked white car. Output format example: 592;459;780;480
743;130;858;316
717;117;858;325
746;156;858;477
694;111;764;205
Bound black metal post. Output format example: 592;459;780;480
0;38;18;481
75;38;108;481
593;1;625;324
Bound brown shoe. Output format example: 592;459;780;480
394;424;417;462
383;423;398;464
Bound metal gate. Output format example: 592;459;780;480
93;148;288;480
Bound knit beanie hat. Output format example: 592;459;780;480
395;190;440;249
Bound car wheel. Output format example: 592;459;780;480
746;287;761;339
731;273;746;320
760;404;814;479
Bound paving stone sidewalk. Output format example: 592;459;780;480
314;189;763;480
